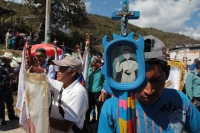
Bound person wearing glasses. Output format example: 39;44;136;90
26;56;88;133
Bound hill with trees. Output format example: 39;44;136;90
0;1;199;53
84;14;200;50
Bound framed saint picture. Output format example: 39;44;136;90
111;45;138;83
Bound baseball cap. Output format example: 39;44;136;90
52;56;83;73
91;56;100;63
144;35;167;62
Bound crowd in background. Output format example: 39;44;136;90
5;28;34;50
0;34;200;133
4;28;69;51
184;58;200;111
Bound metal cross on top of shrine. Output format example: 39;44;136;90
112;0;140;36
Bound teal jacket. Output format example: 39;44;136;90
185;69;200;100
87;68;105;93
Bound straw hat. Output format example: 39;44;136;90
10;61;19;68
13;57;22;63
0;52;14;60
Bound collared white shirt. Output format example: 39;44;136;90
48;79;88;133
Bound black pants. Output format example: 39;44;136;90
86;91;104;132
0;88;15;123
86;92;104;120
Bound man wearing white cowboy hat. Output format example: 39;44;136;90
0;52;19;125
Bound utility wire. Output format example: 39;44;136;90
176;0;191;35
169;0;191;46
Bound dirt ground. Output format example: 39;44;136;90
0;94;97;133
0;119;26;133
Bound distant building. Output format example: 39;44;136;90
168;44;200;65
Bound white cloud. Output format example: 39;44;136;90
126;0;200;40
198;13;200;17
85;2;92;13
179;25;200;40
101;1;107;4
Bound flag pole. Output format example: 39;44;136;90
45;0;51;43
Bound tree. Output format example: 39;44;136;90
23;0;88;30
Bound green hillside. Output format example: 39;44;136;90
84;14;200;49
1;1;200;53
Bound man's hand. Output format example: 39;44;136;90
10;73;17;78
193;100;199;108
25;56;45;73
126;70;131;74
25;56;29;67
13;78;18;83
32;57;39;67
98;91;107;102
25;44;31;49
115;58;119;63
26;56;39;68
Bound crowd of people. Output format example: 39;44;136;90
5;28;34;50
171;56;200;112
0;35;200;133
4;28;68;51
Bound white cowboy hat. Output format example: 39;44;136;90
10;60;19;68
13;57;21;63
16;58;22;63
64;53;71;56
0;52;14;60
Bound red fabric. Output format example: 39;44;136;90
29;44;62;56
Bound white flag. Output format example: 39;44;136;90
24;71;50;133
16;47;28;130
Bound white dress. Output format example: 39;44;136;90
116;58;138;83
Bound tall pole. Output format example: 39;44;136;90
45;0;51;43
